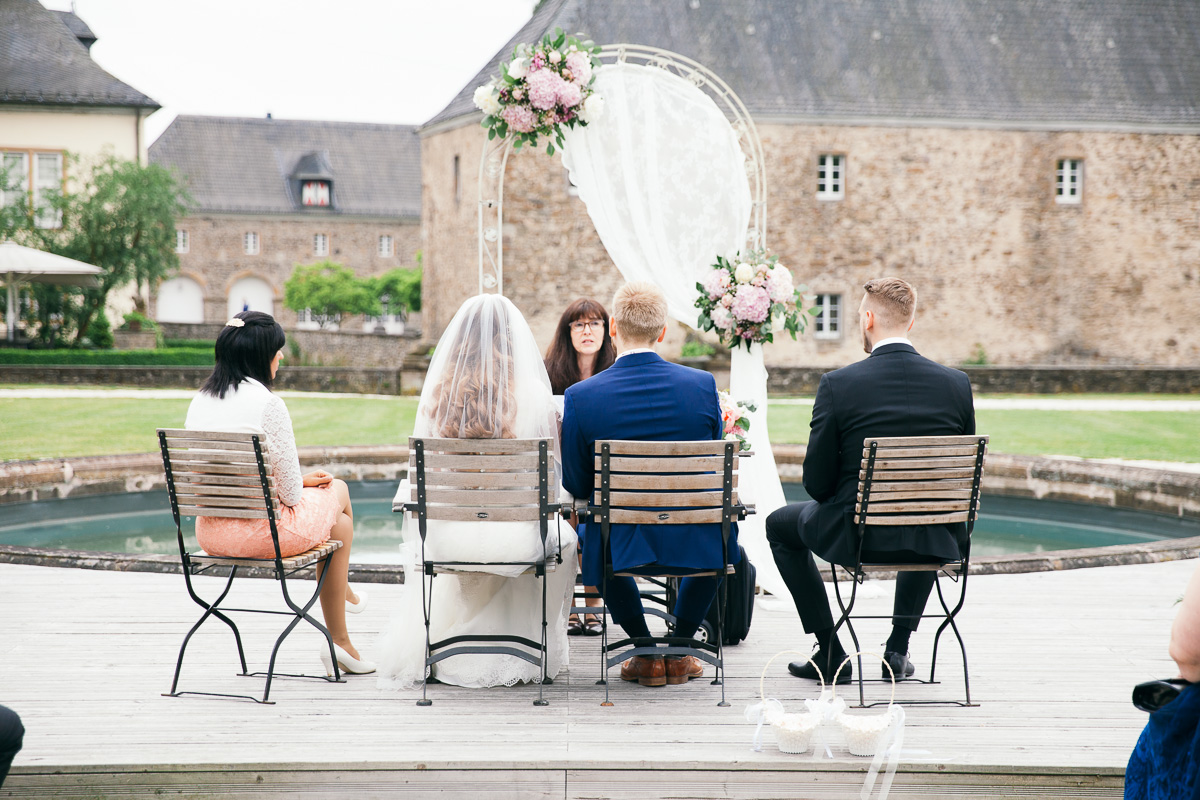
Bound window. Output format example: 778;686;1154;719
1056;158;1083;204
243;232;259;255
33;152;63;228
175;230;189;254
453;155;461;204
297;308;339;331
313;233;329;257
378;234;394;257
301;180;330;206
813;293;842;338
817;154;844;200
0;152;28;208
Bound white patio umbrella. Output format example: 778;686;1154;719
0;240;102;342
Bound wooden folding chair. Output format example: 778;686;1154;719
157;428;344;704
583;439;752;707
831;434;989;707
395;436;564;707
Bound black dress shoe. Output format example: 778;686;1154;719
883;650;916;681
788;653;851;684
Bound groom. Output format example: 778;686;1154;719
561;281;737;687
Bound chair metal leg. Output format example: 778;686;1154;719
534;568;549;706
417;569;433;707
933;570;974;705
715;576;729;707
831;566;865;706
600;572;613;705
166;566;244;697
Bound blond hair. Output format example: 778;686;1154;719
863;277;917;328
612;281;668;344
425;316;517;439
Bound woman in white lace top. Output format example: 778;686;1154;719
185;311;374;674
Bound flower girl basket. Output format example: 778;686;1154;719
753;650;832;754
832;652;904;757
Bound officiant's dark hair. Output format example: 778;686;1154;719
544;298;616;395
199;311;286;399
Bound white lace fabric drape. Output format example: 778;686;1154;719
561;62;789;597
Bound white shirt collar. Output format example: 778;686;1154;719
616;347;656;359
871;336;913;352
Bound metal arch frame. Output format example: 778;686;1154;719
477;43;768;296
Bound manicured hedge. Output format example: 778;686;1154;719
163;338;214;349
0;348;215;366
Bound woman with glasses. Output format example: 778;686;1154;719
544;299;617;635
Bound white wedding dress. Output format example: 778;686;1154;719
377;295;578;689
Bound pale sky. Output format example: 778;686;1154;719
47;0;538;143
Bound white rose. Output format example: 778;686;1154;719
578;93;605;122
508;57;529;80
724;432;739;441
734;262;755;283
472;84;501;116
548;49;562;63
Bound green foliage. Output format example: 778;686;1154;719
163;338;213;349
369;267;422;315
0;347;213;365
83;309;113;350
121;311;156;332
283;261;378;328
964;344;989;366
680;340;716;358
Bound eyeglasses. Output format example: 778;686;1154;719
1132;678;1190;713
570;320;603;333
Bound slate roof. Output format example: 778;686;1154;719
425;0;1200;131
52;9;96;51
0;0;158;108
149;116;422;219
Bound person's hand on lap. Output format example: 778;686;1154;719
303;470;334;488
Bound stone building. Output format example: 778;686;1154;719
420;0;1200;367
149;116;422;333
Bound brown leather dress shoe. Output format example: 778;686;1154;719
619;655;666;687
666;655;705;685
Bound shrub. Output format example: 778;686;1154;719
0;348;214;366
680;340;716;359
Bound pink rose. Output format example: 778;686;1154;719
710;305;733;330
526;68;561;110
558;80;583;108
566;51;593;84
730;284;771;323
501;104;538;133
702;269;730;300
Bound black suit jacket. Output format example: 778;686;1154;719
800;342;976;567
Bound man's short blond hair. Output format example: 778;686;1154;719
612;281;668;344
863;277;917;328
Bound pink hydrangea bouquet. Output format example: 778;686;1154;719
473;28;604;155
695;249;815;352
718;390;756;452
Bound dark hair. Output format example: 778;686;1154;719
199;311;287;399
544;298;616;395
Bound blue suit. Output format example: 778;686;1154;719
561;351;737;640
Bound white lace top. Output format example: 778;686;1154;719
184;378;303;507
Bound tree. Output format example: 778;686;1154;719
368;265;422;319
283;261;378;329
18;154;189;346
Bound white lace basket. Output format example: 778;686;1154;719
832;652;901;757
758;650;825;754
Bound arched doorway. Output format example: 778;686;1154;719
156;276;205;323
227;276;274;318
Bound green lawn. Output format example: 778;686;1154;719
0;394;1196;463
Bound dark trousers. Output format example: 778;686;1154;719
603;574;720;642
766;502;937;635
0;705;23;788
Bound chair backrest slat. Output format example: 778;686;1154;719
175;505;273;520
595;490;739;508
856;435;988;532
602;440;731;457
172;472;275;489
160;435;265;453
159;428;277;522
591;440;741;526
609;508;726;525
593;454;728;472
608;472;736;491
409;437;547;455
410;452;549;473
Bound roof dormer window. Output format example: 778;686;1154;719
302;180;330;207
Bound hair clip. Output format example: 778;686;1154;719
225;318;245;328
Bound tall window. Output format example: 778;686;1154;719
0;152;28;208
813;293;842;338
453;155;461;204
313;233;329;257
1056;158;1083;204
243;232;259;255
301;180;330;206
175;230;189;254
817;154;844;200
378;234;394;257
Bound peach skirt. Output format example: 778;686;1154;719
195;485;342;559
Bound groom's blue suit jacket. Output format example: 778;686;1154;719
561;351;739;585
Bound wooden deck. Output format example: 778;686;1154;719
0;557;1190;799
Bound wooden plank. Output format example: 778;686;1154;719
594;490;737;507
596;440;732;456
172;494;278;511
859;468;975;481
409;453;546;470
863;479;974;493
173;472;274;488
158;428;268;444
856;510;971;525
409;437;552;454
408;471;543;488
167;450;263;466
858;489;974;502
863;456;980;470
862;445;983;459
174;484;269;499
608;473;737;491
166;460;262;476
163;437;266;454
858;499;971;514
863;435;989;447
420;506;550;522
608;508;725;524
191;541;341;569
595;455;729;472
413;488;543;505
175;505;271;519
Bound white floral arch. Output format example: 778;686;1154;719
474;44;789;597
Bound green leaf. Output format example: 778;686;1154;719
547;143;555;155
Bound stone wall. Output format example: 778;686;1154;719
160;213;422;327
158;321;424;368
421;120;1200;366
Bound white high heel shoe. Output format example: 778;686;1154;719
345;589;368;614
320;643;376;676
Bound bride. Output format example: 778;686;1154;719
377;294;579;689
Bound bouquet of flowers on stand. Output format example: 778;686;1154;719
718;390;756;452
473;28;605;154
695;249;815;352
